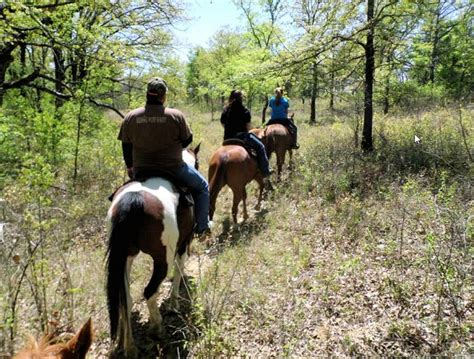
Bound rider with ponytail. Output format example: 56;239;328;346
267;87;299;149
220;90;272;179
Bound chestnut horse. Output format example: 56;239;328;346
106;146;200;358
251;116;294;181
208;144;264;223
13;318;92;359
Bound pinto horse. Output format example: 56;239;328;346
208;144;264;224
251;117;294;181
106;146;200;358
13;318;92;359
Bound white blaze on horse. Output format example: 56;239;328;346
106;146;200;358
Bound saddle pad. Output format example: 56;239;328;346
108;178;194;208
222;138;257;158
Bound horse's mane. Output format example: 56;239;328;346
13;335;64;358
13;318;92;359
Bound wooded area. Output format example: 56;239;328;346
0;1;472;357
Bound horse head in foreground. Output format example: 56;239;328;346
208;143;265;224
106;145;200;358
13;318;92;359
252;114;295;181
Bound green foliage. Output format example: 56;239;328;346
186;30;283;113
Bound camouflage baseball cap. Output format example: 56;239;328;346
147;77;168;94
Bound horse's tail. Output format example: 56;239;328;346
106;191;144;340
208;155;227;220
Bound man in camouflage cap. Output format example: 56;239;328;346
117;77;211;236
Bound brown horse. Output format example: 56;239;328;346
251;118;294;181
106;146;200;358
208;144;264;224
13;318;92;359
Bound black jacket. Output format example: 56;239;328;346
220;102;251;140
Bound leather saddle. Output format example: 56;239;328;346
108;169;194;208
222;138;258;159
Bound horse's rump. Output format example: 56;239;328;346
262;124;292;153
208;145;263;222
222;138;258;159
108;178;184;273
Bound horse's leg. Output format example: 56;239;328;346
209;183;223;221
118;255;138;358
170;250;187;310
242;187;248;221
255;175;264;210
144;257;168;335
276;150;284;182
208;162;225;221
288;149;294;170
231;187;243;224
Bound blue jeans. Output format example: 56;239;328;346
172;163;210;232
236;132;271;177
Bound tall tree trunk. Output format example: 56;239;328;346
383;55;391;115
261;95;268;124
429;0;441;83
362;0;375;152
0;44;16;106
330;69;335;111
210;97;215;121
53;47;65;108
310;61;317;124
383;77;390;115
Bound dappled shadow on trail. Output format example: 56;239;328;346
156;275;198;358
112;276;199;359
210;207;269;254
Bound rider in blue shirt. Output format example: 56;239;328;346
266;87;299;149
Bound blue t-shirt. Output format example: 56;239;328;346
269;96;289;120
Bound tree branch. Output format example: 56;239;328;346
86;97;124;118
29;84;72;99
3;70;40;89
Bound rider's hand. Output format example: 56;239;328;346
127;167;134;179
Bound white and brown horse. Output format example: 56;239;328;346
106;146;200;358
208;144;265;224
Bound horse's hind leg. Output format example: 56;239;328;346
231;187;243;223
278;149;288;181
144;257;167;334
242;187;249;221
209;183;223;221
170;250;187;310
288;149;294;170
255;176;264;210
118;255;138;358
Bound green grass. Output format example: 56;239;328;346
1;102;472;357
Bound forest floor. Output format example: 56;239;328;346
3;104;472;358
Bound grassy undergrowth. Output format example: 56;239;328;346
189;106;473;357
0;104;472;357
